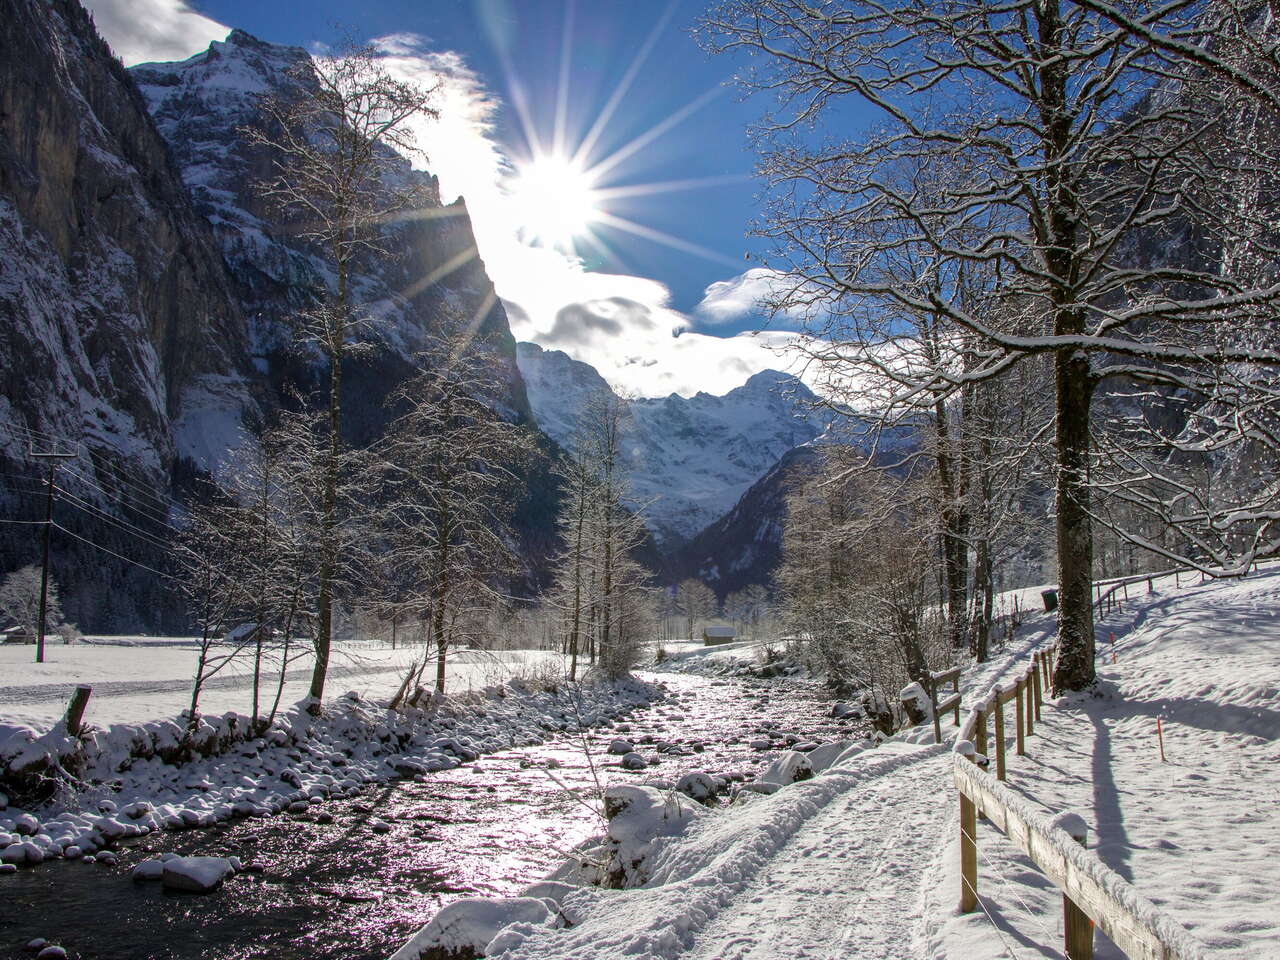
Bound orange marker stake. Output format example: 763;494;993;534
1110;631;1117;665
1157;716;1167;762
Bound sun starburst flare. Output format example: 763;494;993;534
506;154;601;250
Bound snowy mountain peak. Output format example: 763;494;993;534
517;342;829;546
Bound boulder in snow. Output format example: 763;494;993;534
899;681;934;726
161;856;235;893
602;784;705;886
131;859;166;881
759;750;813;787
675;772;719;803
620;752;648;770
606;738;634;755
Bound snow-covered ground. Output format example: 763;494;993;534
396;569;1280;960
928;567;1280;959
0;639;567;730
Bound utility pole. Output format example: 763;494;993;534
30;447;77;664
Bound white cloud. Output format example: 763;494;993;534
84;0;228;65
695;267;817;327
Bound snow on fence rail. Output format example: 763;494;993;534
952;649;1206;960
1090;559;1270;617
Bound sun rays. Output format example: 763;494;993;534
491;0;749;267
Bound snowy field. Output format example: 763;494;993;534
0;639;568;731
399;568;1280;960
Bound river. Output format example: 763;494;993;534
0;671;864;960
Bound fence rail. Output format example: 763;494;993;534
953;647;1206;960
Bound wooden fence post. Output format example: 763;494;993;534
952;675;961;725
1025;670;1035;737
64;684;92;736
994;696;1006;780
930;677;943;745
1032;660;1043;723
975;708;988;759
1015;680;1026;756
960;788;978;912
1063;822;1094;959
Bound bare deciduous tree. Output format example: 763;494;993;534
376;318;535;693
245;39;438;708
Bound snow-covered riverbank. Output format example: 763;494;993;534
0;673;661;872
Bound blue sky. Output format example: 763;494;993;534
87;0;814;396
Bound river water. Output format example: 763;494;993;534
0;672;864;960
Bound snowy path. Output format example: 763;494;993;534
928;569;1280;959
494;741;955;960
685;742;951;960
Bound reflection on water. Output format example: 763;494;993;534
0;673;864;960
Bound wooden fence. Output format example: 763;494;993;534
952;647;1206;960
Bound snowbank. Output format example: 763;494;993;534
0;676;661;870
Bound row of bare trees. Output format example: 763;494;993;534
545;395;655;679
705;0;1280;693
174;320;533;723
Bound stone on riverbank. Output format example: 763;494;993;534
161;856;235;893
388;896;553;960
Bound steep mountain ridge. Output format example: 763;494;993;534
0;0;250;474
130;29;530;464
517;341;830;547
0;0;255;626
0;3;539;629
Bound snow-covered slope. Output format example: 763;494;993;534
667;444;822;593
517;342;830;546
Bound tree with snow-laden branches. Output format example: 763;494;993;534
702;0;1280;691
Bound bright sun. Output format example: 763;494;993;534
507;155;600;249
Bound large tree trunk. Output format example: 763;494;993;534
1039;0;1095;694
934;398;969;650
310;269;347;710
1053;352;1096;692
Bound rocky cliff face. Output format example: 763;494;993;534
0;0;253;628
0;0;249;472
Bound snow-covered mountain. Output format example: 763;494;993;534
667;444;823;594
518;342;831;547
130;29;530;460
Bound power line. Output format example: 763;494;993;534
1;421;180;518
62;460;179;519
84;460;179;515
53;485;174;551
50;521;176;581
57;467;179;531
